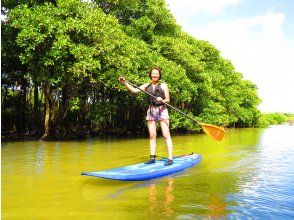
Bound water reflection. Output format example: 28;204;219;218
208;193;226;218
2;126;294;219
228;125;294;218
149;177;174;218
35;143;45;174
81;176;176;218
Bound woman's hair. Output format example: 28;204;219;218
149;66;162;80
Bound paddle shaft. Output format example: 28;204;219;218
160;152;194;160
125;80;199;124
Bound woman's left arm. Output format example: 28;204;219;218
162;83;170;104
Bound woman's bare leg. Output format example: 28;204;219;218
147;120;157;155
160;119;173;160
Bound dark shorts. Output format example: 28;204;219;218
146;106;169;122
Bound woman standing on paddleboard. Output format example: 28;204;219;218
119;67;174;166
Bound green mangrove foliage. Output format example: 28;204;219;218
257;113;287;127
2;0;262;140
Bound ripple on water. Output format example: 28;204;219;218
2;126;294;219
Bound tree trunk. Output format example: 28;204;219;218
21;84;27;132
34;81;39;131
40;81;55;140
15;83;26;133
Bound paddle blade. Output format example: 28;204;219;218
199;123;226;142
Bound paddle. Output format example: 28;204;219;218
160;152;194;160
124;80;226;142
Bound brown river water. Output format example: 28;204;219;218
2;125;294;219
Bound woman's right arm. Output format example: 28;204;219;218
118;76;148;94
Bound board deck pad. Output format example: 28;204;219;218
81;154;202;181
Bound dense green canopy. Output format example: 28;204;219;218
1;0;262;140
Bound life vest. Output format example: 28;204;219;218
145;82;166;106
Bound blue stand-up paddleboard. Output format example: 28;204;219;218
81;153;201;181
